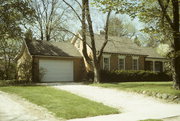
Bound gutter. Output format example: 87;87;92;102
32;55;83;59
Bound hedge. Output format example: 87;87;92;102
100;70;172;82
87;70;172;82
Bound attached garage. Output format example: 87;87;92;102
16;40;84;82
39;59;73;82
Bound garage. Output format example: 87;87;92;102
39;59;74;82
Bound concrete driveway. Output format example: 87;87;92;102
0;91;59;121
54;84;180;121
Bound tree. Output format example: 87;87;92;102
134;0;180;89
31;0;70;41
63;0;111;83
94;0;180;89
0;0;35;80
163;0;180;89
133;36;142;47
107;16;136;38
108;17;127;36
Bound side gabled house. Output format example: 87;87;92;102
16;33;168;83
71;33;167;73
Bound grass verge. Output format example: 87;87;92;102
92;82;180;98
0;86;119;119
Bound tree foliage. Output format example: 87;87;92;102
107;16;135;37
0;0;35;80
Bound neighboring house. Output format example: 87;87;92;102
16;33;167;82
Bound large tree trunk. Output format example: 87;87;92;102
172;0;180;89
173;56;180;89
93;62;101;83
172;33;180;89
81;0;91;63
84;0;100;83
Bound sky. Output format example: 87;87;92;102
69;4;145;35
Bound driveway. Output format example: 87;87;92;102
0;91;59;121
54;84;180;121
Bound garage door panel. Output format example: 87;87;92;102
39;59;73;82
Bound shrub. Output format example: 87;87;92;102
0;79;33;86
101;70;172;82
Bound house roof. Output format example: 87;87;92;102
86;34;148;56
85;34;165;59
140;47;165;59
25;40;82;57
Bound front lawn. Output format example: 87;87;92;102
92;82;180;98
140;119;162;121
0;86;119;119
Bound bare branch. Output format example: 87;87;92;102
60;27;83;41
62;0;82;22
98;10;111;62
74;0;82;9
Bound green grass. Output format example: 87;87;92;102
0;86;119;119
92;82;180;97
140;119;162;121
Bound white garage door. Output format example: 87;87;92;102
39;59;73;82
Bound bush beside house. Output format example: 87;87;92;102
88;70;172;82
101;70;172;82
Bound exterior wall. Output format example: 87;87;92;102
110;54;118;70
125;55;132;70
17;47;32;81
74;58;86;81
100;54;145;71
32;57;39;82
139;56;145;70
74;38;93;72
33;56;85;82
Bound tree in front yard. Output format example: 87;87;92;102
94;0;180;89
62;0;112;83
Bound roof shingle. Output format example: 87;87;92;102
25;40;82;57
86;34;147;56
86;34;165;58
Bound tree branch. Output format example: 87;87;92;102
97;10;111;62
62;0;82;22
158;0;174;29
60;27;83;41
74;0;82;9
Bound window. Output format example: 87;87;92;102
118;57;125;70
103;57;110;70
119;59;125;70
155;61;162;72
132;57;139;70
